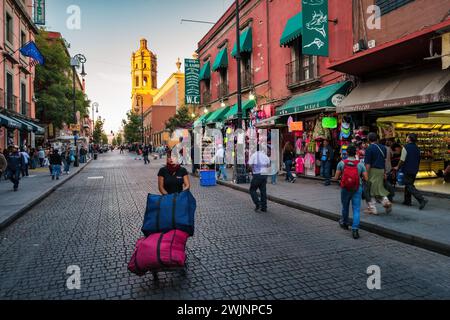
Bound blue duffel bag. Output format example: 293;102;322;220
141;190;196;237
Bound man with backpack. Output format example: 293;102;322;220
334;145;368;239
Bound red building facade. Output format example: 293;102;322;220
197;0;349;118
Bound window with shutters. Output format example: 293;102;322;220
375;0;415;15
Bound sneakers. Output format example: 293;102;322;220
52;176;55;180
352;230;360;240
339;222;349;230
261;208;267;213
383;200;392;214
364;208;378;215
419;199;428;210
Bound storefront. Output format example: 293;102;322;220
338;65;450;185
274;81;352;177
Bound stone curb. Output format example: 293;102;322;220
0;160;92;232
191;173;450;257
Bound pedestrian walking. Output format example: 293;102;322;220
143;145;150;165
334;145;368;239
364;132;392;215
64;149;72;174
283;142;296;183
215;144;228;181
394;133;428;210
49;149;63;180
249;148;271;213
20;148;30;177
158;150;190;195
0;149;7;180
5;145;23;192
38;147;45;167
319;139;334;186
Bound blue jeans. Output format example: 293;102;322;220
271;173;277;184
217;164;227;180
52;165;61;179
321;160;331;185
284;160;294;181
6;168;20;189
64;163;70;173
340;186;362;231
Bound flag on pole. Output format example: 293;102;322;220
19;41;45;66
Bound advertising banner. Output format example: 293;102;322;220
302;0;329;57
185;59;200;105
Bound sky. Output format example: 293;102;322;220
45;0;235;133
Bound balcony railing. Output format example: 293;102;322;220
241;69;253;89
286;58;317;88
20;100;30;116
5;94;18;111
217;82;229;99
202;91;211;105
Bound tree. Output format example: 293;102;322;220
112;137;117;146
34;30;90;128
101;133;108;145
116;134;123;146
122;111;142;143
93;119;104;144
165;106;194;133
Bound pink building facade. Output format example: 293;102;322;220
0;0;39;151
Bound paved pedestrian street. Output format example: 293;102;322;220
0;152;450;300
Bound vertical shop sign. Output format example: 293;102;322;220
302;0;329;56
34;0;46;25
185;59;200;105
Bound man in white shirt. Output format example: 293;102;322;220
248;149;271;212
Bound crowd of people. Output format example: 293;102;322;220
0;144;90;191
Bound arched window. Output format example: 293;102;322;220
143;77;148;86
135;76;139;87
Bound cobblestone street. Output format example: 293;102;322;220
0;152;450;300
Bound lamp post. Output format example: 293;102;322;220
70;53;87;167
91;102;98;142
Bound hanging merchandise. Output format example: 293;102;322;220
295;156;305;174
340;144;349;160
287;116;294;132
313;119;331;141
340;116;352;140
322;117;338;129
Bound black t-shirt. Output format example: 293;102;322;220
158;166;188;194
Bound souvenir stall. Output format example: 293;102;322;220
377;111;450;179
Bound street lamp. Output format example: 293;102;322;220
70;53;87;167
135;95;144;145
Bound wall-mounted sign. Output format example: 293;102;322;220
185;59;200;105
289;121;304;132
34;0;46;25
302;0;329;57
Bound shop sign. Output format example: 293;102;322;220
289;121;304;132
34;0;46;25
185;59;200;105
69;124;81;132
331;94;345;107
302;0;329;57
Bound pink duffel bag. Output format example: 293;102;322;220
128;230;189;276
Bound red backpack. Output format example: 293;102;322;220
340;160;360;192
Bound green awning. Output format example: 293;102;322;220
0;114;21;129
231;27;253;58
276;81;352;116
12;117;34;132
206;106;230;124
280;12;302;47
212;48;228;71
193;112;213;127
199;61;211;81
20;118;45;134
224;100;256;120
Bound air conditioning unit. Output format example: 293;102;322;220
353;39;367;53
368;40;376;49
